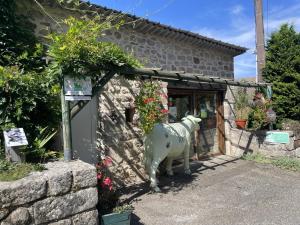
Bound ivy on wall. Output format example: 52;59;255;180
47;16;141;79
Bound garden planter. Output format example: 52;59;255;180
101;210;132;225
235;119;247;129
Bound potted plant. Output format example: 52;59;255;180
96;156;134;225
234;87;250;129
247;91;273;130
101;204;134;225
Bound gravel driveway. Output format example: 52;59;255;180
122;155;300;225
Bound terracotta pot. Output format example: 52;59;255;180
235;119;247;129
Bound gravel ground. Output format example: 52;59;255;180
121;155;300;225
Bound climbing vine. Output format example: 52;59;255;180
47;16;141;79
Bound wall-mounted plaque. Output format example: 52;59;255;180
64;76;92;101
265;131;289;144
4;128;28;147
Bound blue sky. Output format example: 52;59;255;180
90;0;300;79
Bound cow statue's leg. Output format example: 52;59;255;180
149;155;165;192
183;143;191;175
166;157;174;176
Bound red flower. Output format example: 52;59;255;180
143;98;155;104
161;109;169;114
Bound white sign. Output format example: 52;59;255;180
64;76;92;101
4;128;28;147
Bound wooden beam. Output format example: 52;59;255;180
118;67;270;87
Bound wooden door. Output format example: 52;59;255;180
216;92;225;154
194;93;218;155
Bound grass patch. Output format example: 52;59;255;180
242;152;272;163
242;153;300;172
0;160;45;182
272;157;300;171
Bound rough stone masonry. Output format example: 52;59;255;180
0;160;98;225
17;0;243;186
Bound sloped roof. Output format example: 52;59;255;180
83;3;247;56
42;0;247;56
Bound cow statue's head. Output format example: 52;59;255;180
182;115;202;130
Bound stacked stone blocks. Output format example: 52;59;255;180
0;160;98;225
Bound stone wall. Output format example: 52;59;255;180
19;0;235;78
101;29;234;78
229;128;300;158
18;0;240;185
0;160;98;225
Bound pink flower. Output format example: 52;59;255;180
103;156;113;167
97;173;103;180
103;177;112;186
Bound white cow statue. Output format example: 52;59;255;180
143;115;201;192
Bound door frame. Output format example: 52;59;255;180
216;91;225;154
168;88;226;155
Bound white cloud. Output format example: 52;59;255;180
234;53;257;79
193;1;300;79
231;5;244;15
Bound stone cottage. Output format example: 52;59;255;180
19;0;247;185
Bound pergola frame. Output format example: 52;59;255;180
61;67;271;161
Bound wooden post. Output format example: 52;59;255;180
254;0;266;83
61;88;73;161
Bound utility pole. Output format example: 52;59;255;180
254;0;266;83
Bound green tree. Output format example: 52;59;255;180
263;24;300;121
0;0;39;68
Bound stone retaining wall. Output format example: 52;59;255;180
0;160;98;225
229;128;300;158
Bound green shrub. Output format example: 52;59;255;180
247;106;267;130
0;66;61;161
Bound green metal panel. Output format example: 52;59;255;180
266;132;289;144
101;211;132;225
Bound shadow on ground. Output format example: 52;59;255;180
119;156;241;225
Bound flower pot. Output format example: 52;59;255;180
235;119;247;129
101;210;132;225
